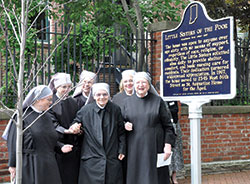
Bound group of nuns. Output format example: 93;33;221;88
3;69;176;184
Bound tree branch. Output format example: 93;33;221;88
121;0;137;35
1;0;21;44
0;17;18;79
24;25;73;91
11;6;21;38
26;4;48;33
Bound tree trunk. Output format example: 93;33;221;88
133;0;146;71
121;0;146;71
137;29;146;71
16;0;27;183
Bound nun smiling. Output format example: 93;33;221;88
70;83;126;184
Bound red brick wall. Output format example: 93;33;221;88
0;119;10;183
180;110;250;164
151;31;162;87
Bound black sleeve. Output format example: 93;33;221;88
72;108;84;125
117;107;126;155
7;121;17;167
54;141;65;154
159;99;176;147
47;109;66;134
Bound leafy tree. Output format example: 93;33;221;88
199;0;250;40
54;0;188;71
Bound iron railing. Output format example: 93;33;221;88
0;23;154;108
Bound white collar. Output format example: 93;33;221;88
96;102;106;109
136;92;148;98
82;91;89;98
124;89;134;96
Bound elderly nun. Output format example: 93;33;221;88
73;70;96;109
70;83;126;184
7;85;72;184
121;72;176;184
48;72;80;184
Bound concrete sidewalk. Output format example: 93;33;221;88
178;170;250;184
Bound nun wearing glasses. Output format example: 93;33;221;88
122;72;176;184
48;73;80;184
6;85;72;184
70;83;126;184
72;70;96;109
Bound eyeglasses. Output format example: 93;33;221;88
95;93;108;97
60;85;71;89
82;80;93;85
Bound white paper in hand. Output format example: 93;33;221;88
156;152;173;168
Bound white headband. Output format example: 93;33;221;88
134;72;151;84
49;73;72;92
92;83;110;96
122;69;136;79
80;70;96;81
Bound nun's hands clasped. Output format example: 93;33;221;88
163;143;172;161
69;123;82;134
64;129;75;134
124;122;133;131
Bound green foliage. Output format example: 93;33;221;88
0;0;58;108
199;0;250;35
53;0;188;30
51;21;126;75
139;0;188;26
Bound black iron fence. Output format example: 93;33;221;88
0;22;249;108
0;23;153;108
209;38;250;106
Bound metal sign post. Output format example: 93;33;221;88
181;100;210;184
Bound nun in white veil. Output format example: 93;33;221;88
73;70;96;109
112;69;136;107
70;82;126;184
47;72;81;184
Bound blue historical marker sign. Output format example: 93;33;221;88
161;1;236;101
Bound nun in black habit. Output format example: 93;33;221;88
122;72;176;184
112;69;136;183
6;85;72;184
48;73;81;184
70;83;126;184
72;70;96;109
